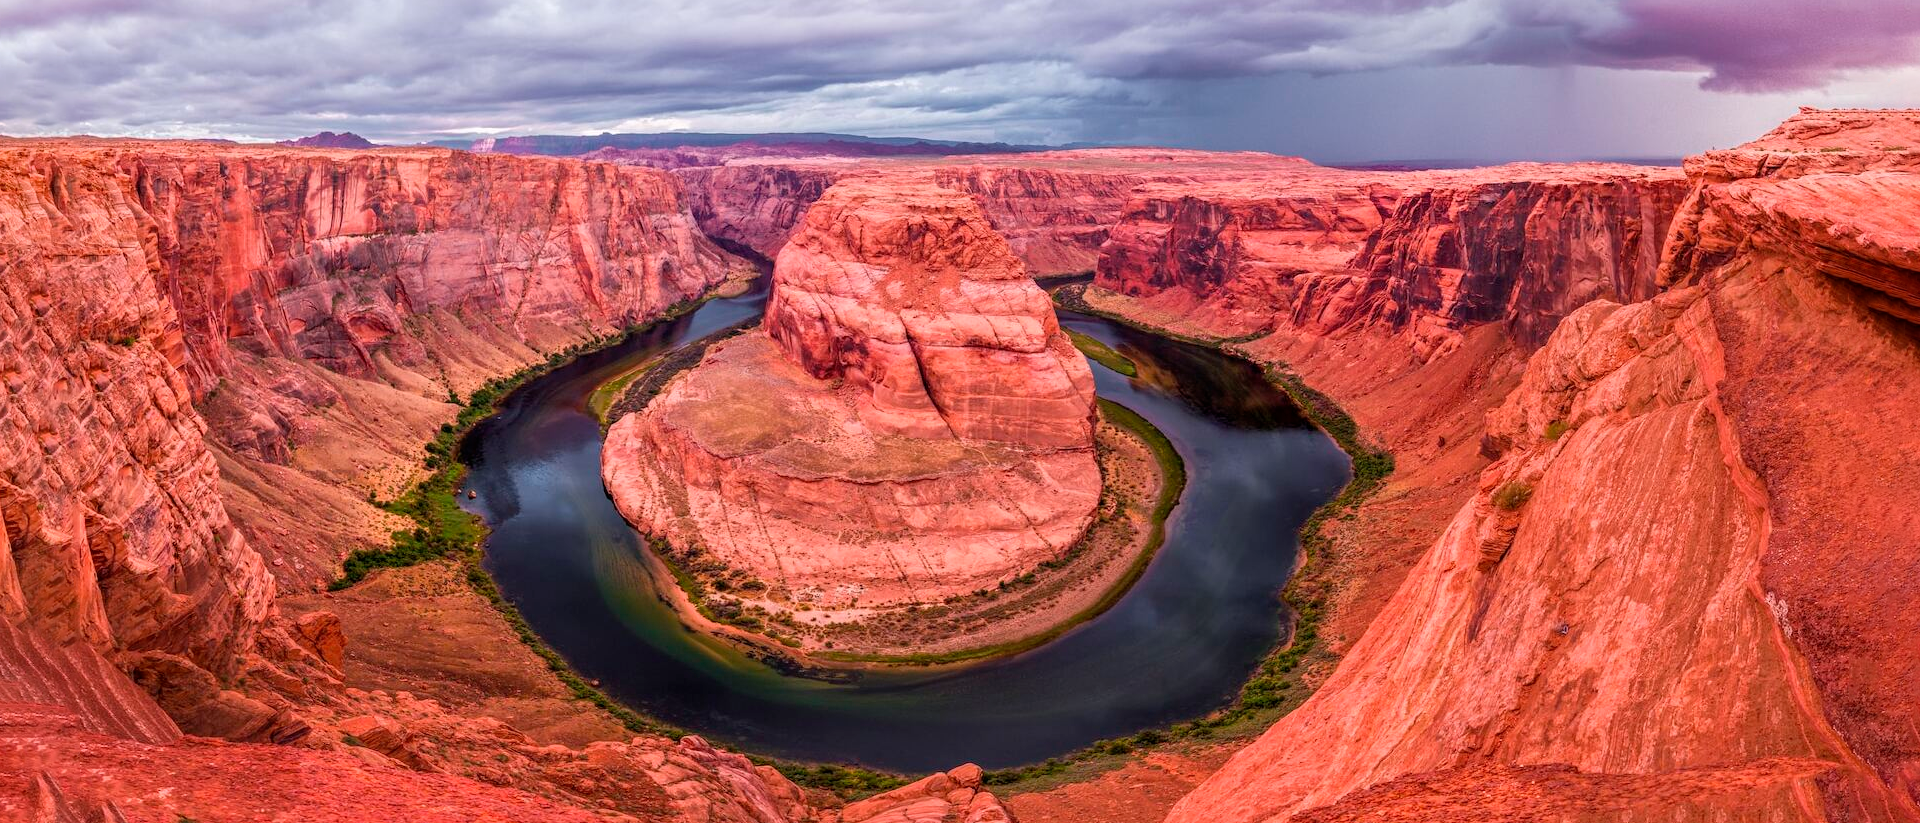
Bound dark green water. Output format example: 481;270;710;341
462;278;1350;772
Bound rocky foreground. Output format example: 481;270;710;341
604;178;1099;609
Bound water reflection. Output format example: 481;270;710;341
465;281;1350;771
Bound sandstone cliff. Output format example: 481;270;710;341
0;139;748;681
605;179;1098;608
677;150;1293;276
1163;110;1920;822
1094;164;1688;353
0;148;274;686
63;140;742;588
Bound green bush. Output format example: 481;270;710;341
1492;481;1535;510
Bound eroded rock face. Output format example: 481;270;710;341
606;179;1098;607
682;163;846;260
677;150;1248;276
1299;167;1688;351
0;139;748;591
0;139;1003;823
113;143;743;398
1165;110;1920;823
0;139;745;718
0;150;272;680
1094;163;1688;356
764;181;1096;448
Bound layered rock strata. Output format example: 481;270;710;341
1096;164;1689;353
605;179;1098;607
0;138;747;681
0;139;749;596
678;150;1304;276
1164;110;1920;822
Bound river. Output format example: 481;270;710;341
461;276;1350;772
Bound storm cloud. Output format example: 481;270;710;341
0;0;1916;153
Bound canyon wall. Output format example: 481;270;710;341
0;139;750;673
1297;167;1688;352
0;138;730;700
0;147;275;685
112;141;743;588
1164;109;1920;822
678;150;1282;276
1095;164;1689;355
605;178;1099;607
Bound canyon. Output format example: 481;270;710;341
4;107;1919;823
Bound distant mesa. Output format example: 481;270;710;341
276;131;377;149
456;131;1044;158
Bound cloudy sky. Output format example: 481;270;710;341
3;0;1918;161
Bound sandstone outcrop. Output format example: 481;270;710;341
1163;110;1920;822
605;179;1098;607
1293;166;1687;351
0;150;274;683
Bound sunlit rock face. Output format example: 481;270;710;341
678;149;1250;276
606;178;1099;607
1094;162;1689;357
1165;110;1920;823
0;137;744;714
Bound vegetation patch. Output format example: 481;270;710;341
1492;481;1534;510
1066;328;1138;376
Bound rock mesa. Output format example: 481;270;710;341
605;179;1098;607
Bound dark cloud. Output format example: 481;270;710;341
0;0;1914;146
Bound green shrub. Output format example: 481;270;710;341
1492;481;1535;510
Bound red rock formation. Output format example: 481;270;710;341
0;138;746;715
102;143;744;398
677;150;1284;275
0;139;750;590
1296;166;1688;351
1094;171;1404;337
930;162;1149;275
1093;163;1688;354
0;150;272;681
763;181;1096;448
840;763;1012;823
605;179;1098;607
680;163;846;260
1163;110;1920;822
0;137;1031;823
